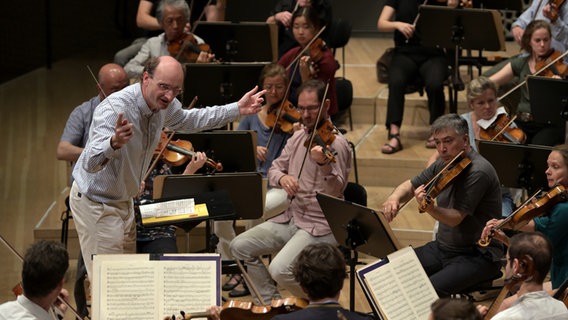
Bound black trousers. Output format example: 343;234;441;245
386;48;448;128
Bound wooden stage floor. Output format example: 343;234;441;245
0;35;517;317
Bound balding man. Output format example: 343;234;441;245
70;55;265;280
57;63;129;166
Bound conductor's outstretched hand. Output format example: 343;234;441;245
237;86;267;115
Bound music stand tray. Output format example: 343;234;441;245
528;76;568;127
478;140;553;193
417;5;505;52
183;62;268;107
155;172;264;221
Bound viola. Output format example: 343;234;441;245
265;100;301;134
479;114;526;144
154;131;223;172
535;49;568;78
306;38;326;64
419;155;472;212
168;33;211;63
304;119;338;163
478;185;568;246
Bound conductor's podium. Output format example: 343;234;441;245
33;187;246;259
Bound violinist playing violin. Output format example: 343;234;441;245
481;144;568;297
124;0;215;79
278;6;339;117
216;64;297;298
135;136;207;255
382;114;503;297
477;233;568;319
490;20;567;146
511;0;568;56
0;241;70;320
427;77;523;217
230;80;351;304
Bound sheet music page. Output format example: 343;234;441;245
160;259;219;316
358;247;438;320
139;198;195;218
93;254;220;320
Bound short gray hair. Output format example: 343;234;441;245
431;113;468;137
156;0;190;24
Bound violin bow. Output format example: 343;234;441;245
142;130;176;183
296;82;330;181
87;65;121;115
396;150;465;215
285;25;327;71
190;0;212;34
498;50;568;102
234;259;270;307
0;234;88;320
265;66;298;154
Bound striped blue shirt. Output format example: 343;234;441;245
72;83;239;203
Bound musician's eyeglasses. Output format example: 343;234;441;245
153;78;183;96
297;105;319;113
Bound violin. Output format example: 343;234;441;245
548;0;566;22
166;297;308;320
154;131;223;172
478;185;568;246
419;155;472;212
535;49;568;78
304;119;338;163
479;114;526;144
265;100;301;134
306;37;326;64
168;33;211;63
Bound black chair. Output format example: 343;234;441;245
326;18;352;73
343;182;367;207
335;77;354;130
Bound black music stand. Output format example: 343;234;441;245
417;6;505;112
173;130;258;173
317;193;401;314
153;172;264;253
528;76;568;127
183;62;268;107
193;21;277;62
478;140;553;193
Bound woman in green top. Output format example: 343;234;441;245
490;20;566;146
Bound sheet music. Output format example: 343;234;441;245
93;254;220;320
139;198;195;218
357;247;438;320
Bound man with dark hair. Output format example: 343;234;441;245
479;232;568;319
428;298;481;320
382;113;503;297
0;241;70;320
231;80;351;304
272;243;371;320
